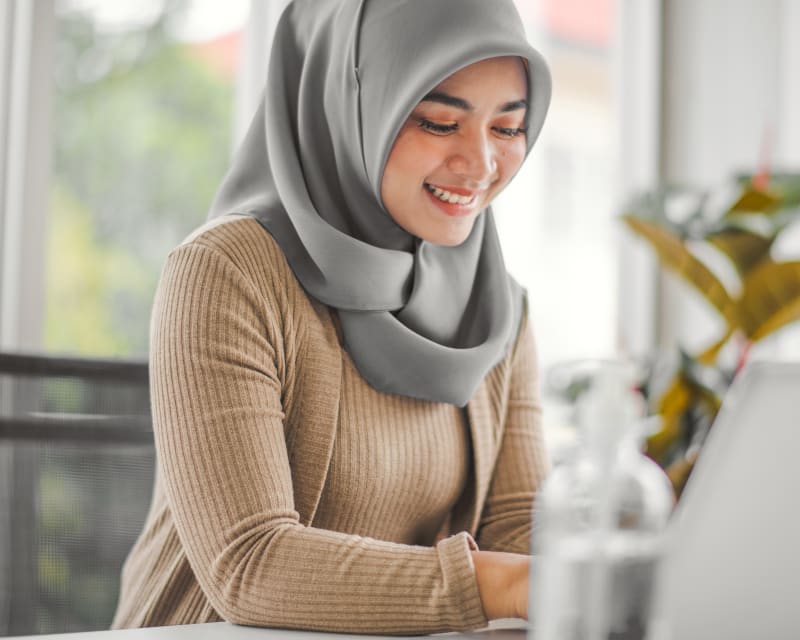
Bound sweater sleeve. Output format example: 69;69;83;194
475;304;551;555
149;242;488;634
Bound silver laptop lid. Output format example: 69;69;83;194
654;361;800;640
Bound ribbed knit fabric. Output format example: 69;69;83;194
111;217;550;634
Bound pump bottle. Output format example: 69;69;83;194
529;364;674;640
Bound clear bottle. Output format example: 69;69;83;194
529;363;674;640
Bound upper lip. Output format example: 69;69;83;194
425;182;485;197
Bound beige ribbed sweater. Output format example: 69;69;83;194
112;217;549;635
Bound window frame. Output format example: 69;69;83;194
0;0;54;353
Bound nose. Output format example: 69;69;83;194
446;131;498;185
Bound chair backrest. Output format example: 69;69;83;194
0;352;154;637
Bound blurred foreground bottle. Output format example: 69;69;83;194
530;364;674;640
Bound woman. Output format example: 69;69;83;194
113;0;551;634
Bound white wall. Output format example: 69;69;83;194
662;0;786;186
778;0;800;167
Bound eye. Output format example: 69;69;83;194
416;117;458;135
493;126;527;138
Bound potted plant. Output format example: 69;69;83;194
621;172;800;496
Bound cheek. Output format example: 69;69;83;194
498;141;527;180
382;132;427;207
386;129;445;183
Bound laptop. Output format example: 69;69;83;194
651;361;800;640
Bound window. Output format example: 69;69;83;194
499;0;620;371
1;4;251;633
45;0;249;357
496;0;623;451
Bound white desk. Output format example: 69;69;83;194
6;619;527;640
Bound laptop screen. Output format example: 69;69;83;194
653;361;800;639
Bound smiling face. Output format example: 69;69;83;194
380;56;529;247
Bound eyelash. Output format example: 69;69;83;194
418;119;458;134
416;118;527;138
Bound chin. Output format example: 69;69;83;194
391;207;478;247
421;227;474;247
434;235;470;247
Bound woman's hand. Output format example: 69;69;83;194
470;550;530;620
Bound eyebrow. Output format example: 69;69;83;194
421;91;527;113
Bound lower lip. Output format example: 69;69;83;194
424;188;478;217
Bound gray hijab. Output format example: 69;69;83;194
209;0;551;406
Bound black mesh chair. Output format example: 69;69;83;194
0;352;153;637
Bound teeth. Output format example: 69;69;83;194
425;184;475;205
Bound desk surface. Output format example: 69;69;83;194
6;619;527;640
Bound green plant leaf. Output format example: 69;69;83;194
706;225;775;276
696;327;734;365
646;413;683;464
734;173;800;208
656;374;692;418
646;375;691;463
646;353;724;468
666;448;699;499
738;260;800;341
623;215;739;327
726;185;780;215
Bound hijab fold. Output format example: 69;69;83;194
209;0;551;406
